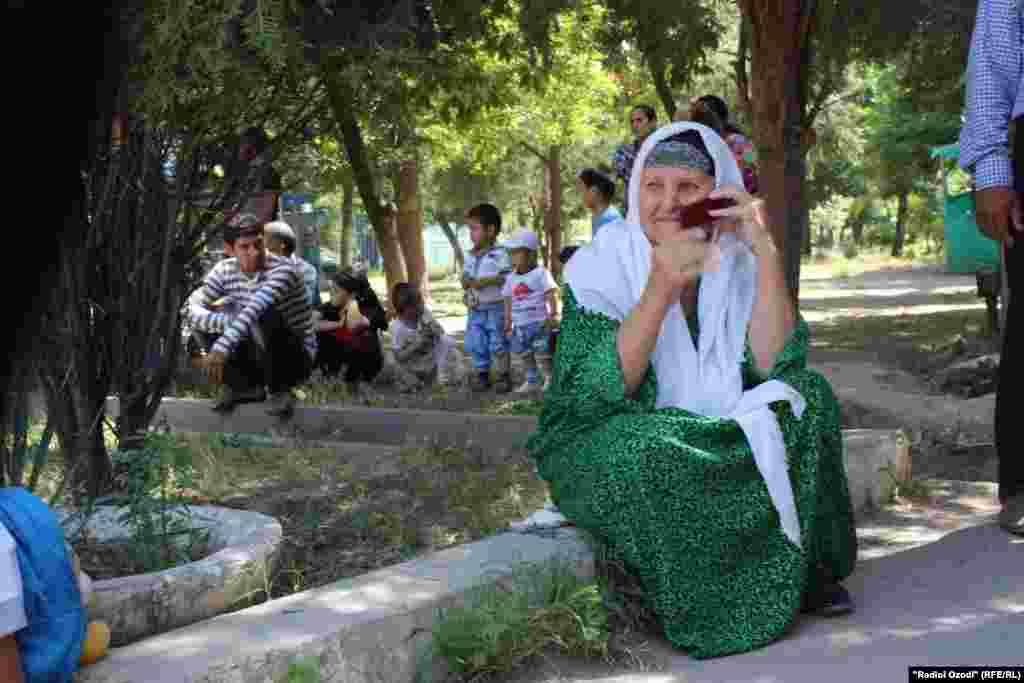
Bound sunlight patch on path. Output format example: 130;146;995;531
802;301;987;324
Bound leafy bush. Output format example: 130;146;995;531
100;432;210;574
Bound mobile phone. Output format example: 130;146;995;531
679;197;736;229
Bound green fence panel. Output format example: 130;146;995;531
944;192;1000;274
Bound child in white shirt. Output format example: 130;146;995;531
501;229;558;392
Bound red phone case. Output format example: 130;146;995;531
679;197;736;228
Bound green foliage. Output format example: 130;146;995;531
431;559;610;678
2;412;55;493
596;0;723;117
101;432;210;574
862;65;961;197
281;656;321;683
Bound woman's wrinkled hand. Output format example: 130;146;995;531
707;184;773;255
650;229;711;293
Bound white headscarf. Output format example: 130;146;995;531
565;122;806;549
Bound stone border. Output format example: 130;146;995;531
109;398;911;516
78;527;593;683
59;505;282;647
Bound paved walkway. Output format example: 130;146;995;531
490;484;1021;683
479;266;1020;682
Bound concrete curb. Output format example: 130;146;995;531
76;477;998;683
77;527;593;683
113;398;910;517
59;505;282;647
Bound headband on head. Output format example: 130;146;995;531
644;140;714;176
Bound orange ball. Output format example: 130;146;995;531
79;621;111;667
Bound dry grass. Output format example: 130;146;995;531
175;433;551;602
801;248;943;282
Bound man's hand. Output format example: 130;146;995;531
200;351;227;385
504;320;513;336
465;278;480;290
975;187;1021;246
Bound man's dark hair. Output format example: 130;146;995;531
391;282;422;314
466;203;502;234
633;104;657;123
222;214;262;244
577;168;615;202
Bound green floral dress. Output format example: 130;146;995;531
527;287;857;659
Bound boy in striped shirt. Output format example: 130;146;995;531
189;217;316;416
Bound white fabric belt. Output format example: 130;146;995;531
728;379;807;549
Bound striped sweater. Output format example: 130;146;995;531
188;253;317;360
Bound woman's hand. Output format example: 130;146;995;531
707;184;773;256
649;229;711;294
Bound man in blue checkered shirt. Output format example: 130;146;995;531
959;0;1024;535
611;104;658;215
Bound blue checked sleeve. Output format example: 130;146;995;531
959;0;1023;190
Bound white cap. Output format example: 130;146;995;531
503;229;540;252
264;220;296;242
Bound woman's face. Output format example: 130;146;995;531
331;284;352;307
638;165;715;244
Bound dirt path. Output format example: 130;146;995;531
798;263;993;371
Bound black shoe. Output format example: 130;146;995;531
266;391;296;417
212;386;267;413
470;371;491;392
801;583;854;617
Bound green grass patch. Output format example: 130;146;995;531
481;399;545;417
430;559;611;680
809;304;987;362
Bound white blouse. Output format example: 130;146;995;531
0;520;27;638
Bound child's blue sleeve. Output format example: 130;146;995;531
496;249;512;273
0;488;86;682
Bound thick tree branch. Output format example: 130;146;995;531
519;140;548;162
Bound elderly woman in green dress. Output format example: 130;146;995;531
527;121;857;659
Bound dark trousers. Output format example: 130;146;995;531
195;308;312;395
995;115;1024;503
315;331;383;385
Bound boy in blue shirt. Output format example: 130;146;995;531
461;203;513;393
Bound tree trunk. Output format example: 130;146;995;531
323;66;406;294
536;161;550;269
545;147;563;280
378;206;408;301
892;191;909;257
437;214;465;274
734;12;753;126
340;174;354;269
396;157;429;299
741;0;817;302
648;54;677;121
